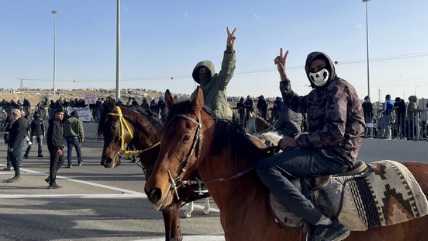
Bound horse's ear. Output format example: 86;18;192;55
191;86;204;112
165;89;174;109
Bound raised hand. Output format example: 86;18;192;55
226;27;237;49
274;48;289;81
274;48;288;71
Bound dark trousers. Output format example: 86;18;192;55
9;144;24;177
6;150;11;169
49;147;64;185
256;147;349;225
25;135;43;156
66;136;82;166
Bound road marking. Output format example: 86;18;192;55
134;235;224;241
0;193;146;199
0;164;147;199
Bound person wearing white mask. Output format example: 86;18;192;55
256;49;365;241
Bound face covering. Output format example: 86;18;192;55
309;68;329;87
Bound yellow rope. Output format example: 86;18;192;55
108;106;160;157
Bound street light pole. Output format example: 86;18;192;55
115;0;121;100
52;10;57;96
363;0;371;99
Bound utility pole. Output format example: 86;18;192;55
363;0;371;99
52;10;57;96
115;0;121;100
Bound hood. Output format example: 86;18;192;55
305;52;337;88
192;60;215;84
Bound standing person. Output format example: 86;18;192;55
407;95;421;140
64;111;84;168
2;113;13;171
149;99;159;117
46;108;65;188
191;27;237;120
235;97;246;127
4;109;28;183
141;97;150;111
382;94;394;139
257;95;268;120
158;97;167;121
394;97;406;139
24;112;45;158
270;97;283;123
362;96;374;137
256;49;365;241
244;95;254;125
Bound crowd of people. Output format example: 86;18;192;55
1;99;85;188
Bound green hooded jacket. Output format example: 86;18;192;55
192;47;236;120
64;116;85;142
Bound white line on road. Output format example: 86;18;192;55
0;164;147;199
0;193;146;199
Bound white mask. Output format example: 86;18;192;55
309;68;329;87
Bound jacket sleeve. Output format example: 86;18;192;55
217;48;236;90
295;86;348;148
279;79;308;113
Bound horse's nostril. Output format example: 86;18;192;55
146;187;162;203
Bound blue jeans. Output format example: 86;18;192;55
256;147;349;225
66;136;82;165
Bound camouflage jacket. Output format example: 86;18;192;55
280;52;365;167
192;47;236;120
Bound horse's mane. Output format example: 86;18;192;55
167;100;269;168
212;119;270;168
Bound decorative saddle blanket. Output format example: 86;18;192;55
271;160;428;231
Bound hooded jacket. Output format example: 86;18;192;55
192;47;236;119
280;52;365;167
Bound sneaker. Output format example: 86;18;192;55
38;154;44;158
48;183;61;189
4;176;20;183
310;221;350;241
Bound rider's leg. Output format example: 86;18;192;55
256;147;348;225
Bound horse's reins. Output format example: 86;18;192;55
107;107;160;161
167;114;260;201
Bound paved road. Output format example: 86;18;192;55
0;125;427;241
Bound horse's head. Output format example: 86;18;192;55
100;105;135;168
145;87;209;209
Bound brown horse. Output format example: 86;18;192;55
99;102;186;241
99;101;210;241
145;87;428;241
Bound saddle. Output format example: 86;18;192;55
271;160;428;231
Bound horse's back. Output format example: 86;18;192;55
402;161;428;195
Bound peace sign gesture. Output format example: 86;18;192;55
274;48;289;81
274;48;288;71
226;27;237;49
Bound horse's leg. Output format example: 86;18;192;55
161;203;182;241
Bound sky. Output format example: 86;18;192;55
0;0;427;101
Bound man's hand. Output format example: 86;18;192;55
278;136;297;150
57;149;64;156
274;48;288;72
226;27;237;49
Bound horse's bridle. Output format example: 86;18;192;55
166;114;202;201
107;106;160;163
